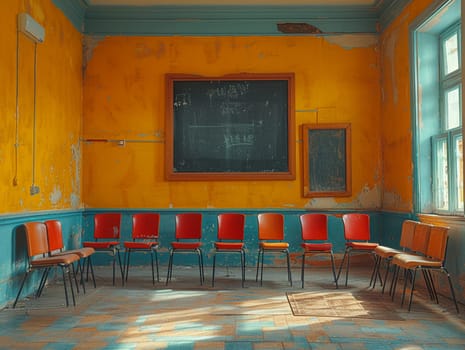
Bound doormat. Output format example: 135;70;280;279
286;290;405;320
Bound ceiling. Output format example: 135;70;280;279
53;0;408;36
86;0;377;5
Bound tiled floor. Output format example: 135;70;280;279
1;265;464;349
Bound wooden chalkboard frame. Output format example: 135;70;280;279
302;123;351;197
165;73;295;181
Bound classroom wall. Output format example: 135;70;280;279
380;0;465;302
82;35;382;210
0;0;83;307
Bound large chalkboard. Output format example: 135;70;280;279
302;123;351;197
165;74;295;180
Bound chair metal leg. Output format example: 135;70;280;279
301;253;306;288
260;249;265;286
370;255;380;288
381;259;392;294
87;256;97;288
407;269;418;311
330;252;339;289
154;248;160;282
336;250;348;283
211;253;217;287
241;250;245;288
124;249;131;283
166;249;174;285
255;249;262;282
443;267;460;313
286;250;292;286
117;249;124;286
13;271;30;308
197;249;203;285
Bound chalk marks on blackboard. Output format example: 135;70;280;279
165;73;295;180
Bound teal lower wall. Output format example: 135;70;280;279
5;208;464;309
0;210;83;309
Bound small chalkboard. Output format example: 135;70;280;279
165;73;295;180
302;123;351;197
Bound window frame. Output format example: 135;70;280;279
432;22;463;215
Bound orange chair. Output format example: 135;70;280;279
123;213;160;285
370;220;417;292
83;213;124;286
13;222;80;308
255;213;292;286
211;213;246;287
389;222;431;298
300;213;338;289
166;213;204;285
391;225;459;312
336;213;379;287
45;220;97;292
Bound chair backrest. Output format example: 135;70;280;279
132;213;160;240
45;220;65;252
426;225;449;261
342;213;370;241
24;222;49;257
399;220;417;250
257;213;284;241
300;213;328;241
175;213;202;240
94;213;121;240
217;213;245;241
411;222;431;254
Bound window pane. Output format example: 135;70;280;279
445;87;460;130
435;139;449;211
455;136;464;211
444;32;459;75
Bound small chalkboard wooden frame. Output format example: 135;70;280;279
302;123;351;197
165;73;295;180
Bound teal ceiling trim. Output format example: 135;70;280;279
378;0;412;30
84;5;379;35
52;0;87;32
51;0;412;36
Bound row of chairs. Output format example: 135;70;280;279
13;221;96;308
370;220;459;313
82;212;377;289
13;212;379;307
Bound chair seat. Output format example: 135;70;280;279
31;253;80;267
392;254;442;269
124;241;158;250
215;242;244;250
301;242;332;252
84;241;120;249
260;242;289;250
374;245;403;258
171;242;202;250
346;242;378;250
52;247;95;258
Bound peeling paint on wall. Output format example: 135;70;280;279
382;191;412;211
83;35;105;73
305;184;381;209
50;186;62;205
324;34;379;49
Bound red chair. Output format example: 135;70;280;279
166;213;204;285
300;213;338;289
336;213;379;286
45;220;96;292
211;213;246;287
83;213;124;286
13;222;80;308
255;213;292;286
123;213;160;285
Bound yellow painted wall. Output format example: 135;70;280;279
0;0;82;214
83;35;381;209
380;0;435;212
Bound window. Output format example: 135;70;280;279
412;0;462;216
432;24;462;215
